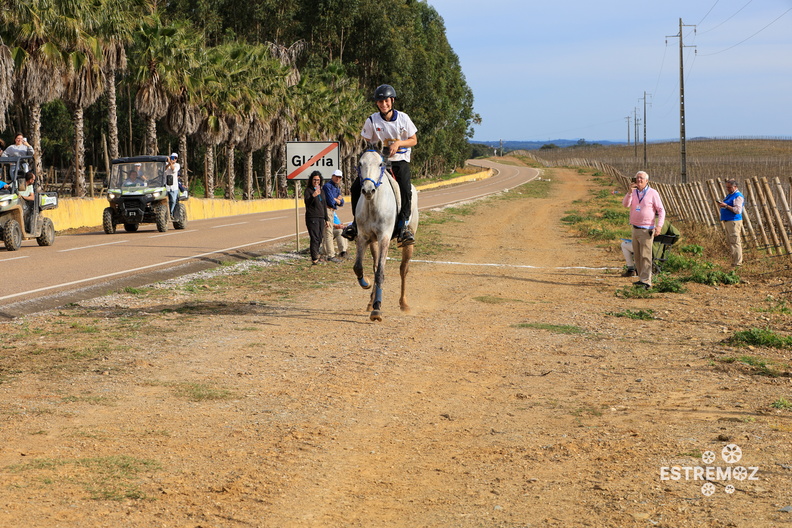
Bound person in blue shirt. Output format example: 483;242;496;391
322;169;345;261
717;179;744;268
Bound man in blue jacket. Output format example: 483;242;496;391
717;179;744;268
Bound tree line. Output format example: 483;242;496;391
0;0;477;198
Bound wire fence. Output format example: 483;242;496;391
515;150;792;258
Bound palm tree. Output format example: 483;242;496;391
0;45;14;131
266;40;305;198
129;13;196;155
95;0;146;161
162;27;205;186
63;47;104;197
2;0;77;175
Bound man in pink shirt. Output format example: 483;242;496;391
622;171;665;289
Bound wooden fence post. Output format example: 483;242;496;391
761;177;791;255
744;178;774;254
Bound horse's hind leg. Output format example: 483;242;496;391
399;244;413;312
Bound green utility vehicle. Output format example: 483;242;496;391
103;156;188;234
0;156;58;251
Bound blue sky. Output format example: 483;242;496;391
426;0;792;142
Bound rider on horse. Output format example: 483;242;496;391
342;84;418;246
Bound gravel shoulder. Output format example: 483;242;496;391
0;162;791;527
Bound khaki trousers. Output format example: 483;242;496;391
723;220;743;267
632;227;654;285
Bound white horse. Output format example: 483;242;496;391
353;148;419;321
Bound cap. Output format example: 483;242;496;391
332;169;342;177
170;152;178;158
134;163;141;167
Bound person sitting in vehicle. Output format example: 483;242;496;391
1;134;34;158
124;164;147;186
18;171;36;232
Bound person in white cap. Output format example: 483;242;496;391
165;152;181;215
322;169;345;261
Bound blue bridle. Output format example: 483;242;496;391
358;149;387;188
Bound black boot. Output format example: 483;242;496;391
342;222;357;241
397;224;414;246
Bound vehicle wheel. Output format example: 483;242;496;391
173;203;187;230
154;202;169;232
36;217;55;246
123;223;139;233
3;219;22;251
102;207;116;234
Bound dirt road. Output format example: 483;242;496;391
0;161;790;527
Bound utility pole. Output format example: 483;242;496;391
668;18;696;183
626;116;631;145
641;91;651;169
633;108;640;158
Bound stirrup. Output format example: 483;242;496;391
341;223;357;240
397;226;414;247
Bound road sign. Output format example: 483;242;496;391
286;141;340;180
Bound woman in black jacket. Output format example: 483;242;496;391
304;171;329;265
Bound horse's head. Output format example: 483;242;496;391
359;148;386;199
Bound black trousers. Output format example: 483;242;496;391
350;161;412;224
306;217;325;261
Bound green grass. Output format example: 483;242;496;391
727;328;792;349
754;298;792;315
615;284;653;299
719;354;787;377
171;382;234;402
474;295;523;304
771;397;792;410
513;322;584;334
606;309;656;320
6;455;160;501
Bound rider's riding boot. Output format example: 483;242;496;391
396;222;414;247
342;221;357;241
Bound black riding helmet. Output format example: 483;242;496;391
373;84;397;101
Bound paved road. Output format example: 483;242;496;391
0;159;538;317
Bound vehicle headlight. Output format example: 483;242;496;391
151;192;161;199
108;193;117;200
0;199;9;208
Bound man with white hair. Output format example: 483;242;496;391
622;171;665;289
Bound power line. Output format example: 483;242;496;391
698;0;754;35
696;0;721;26
700;7;792;56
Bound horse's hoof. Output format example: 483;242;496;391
370;310;382;322
358;277;371;289
400;304;410;313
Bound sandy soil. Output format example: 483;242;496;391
1;163;791;528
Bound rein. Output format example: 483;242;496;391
358;149;387;188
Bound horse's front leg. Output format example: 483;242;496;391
353;237;371;290
369;238;389;321
399;244;414;312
